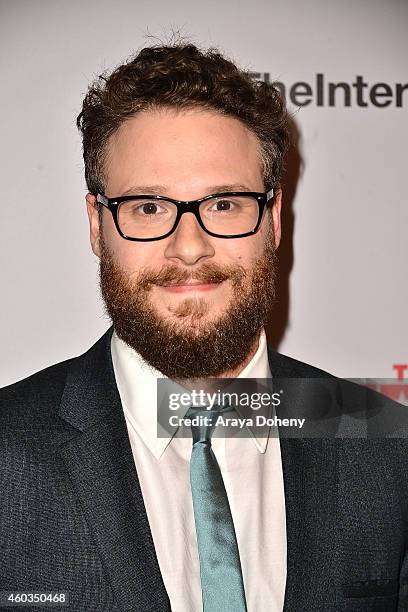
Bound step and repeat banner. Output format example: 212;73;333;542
0;0;406;387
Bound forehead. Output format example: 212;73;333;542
104;107;264;196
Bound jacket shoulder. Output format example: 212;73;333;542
267;346;334;378
0;328;113;430
0;357;74;429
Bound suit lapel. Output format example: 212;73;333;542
57;328;171;612
279;438;337;610
268;347;338;610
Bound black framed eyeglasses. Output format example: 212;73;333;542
96;189;274;241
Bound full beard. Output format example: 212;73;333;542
99;228;277;380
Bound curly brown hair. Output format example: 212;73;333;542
76;43;289;197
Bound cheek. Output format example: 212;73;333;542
119;244;162;273
224;234;266;265
101;216;160;271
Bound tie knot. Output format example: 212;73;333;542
185;404;235;444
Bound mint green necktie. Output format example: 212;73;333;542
186;405;247;612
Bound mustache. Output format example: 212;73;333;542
137;262;246;289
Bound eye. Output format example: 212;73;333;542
209;199;235;212
123;200;169;216
138;202;161;215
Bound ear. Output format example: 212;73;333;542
271;189;282;249
86;193;102;258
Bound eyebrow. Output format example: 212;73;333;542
119;183;255;197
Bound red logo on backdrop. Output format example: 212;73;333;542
367;364;408;406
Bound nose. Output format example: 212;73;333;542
163;212;215;265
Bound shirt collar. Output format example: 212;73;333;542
111;329;272;458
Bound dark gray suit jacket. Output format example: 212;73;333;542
1;327;408;611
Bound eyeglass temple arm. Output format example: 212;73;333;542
96;194;109;208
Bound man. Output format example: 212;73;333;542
1;43;407;612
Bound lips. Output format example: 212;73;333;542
158;280;223;293
161;280;219;287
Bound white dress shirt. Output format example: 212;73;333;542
111;328;287;612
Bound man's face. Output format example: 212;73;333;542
86;107;282;379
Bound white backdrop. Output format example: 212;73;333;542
1;0;407;386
